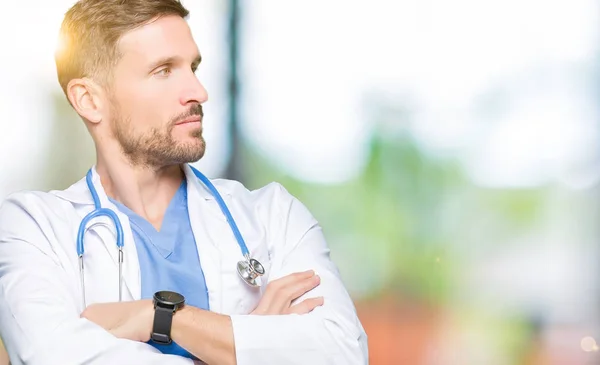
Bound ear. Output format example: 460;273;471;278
66;77;106;125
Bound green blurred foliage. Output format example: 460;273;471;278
243;132;460;304
243;129;548;309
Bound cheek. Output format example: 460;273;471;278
111;77;178;131
125;99;169;133
139;89;176;124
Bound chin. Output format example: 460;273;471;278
176;140;206;163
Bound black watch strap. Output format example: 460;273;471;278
151;306;175;344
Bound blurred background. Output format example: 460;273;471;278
1;0;599;364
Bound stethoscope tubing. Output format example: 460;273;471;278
76;167;260;307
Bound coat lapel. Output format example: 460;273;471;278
182;164;267;315
183;164;224;312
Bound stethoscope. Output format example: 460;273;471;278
76;166;265;307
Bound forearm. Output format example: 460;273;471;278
171;306;236;365
2;309;191;365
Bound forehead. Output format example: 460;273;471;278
117;15;199;63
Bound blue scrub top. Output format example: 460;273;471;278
110;179;209;359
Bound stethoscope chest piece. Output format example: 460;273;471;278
237;255;265;287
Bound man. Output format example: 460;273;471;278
0;0;368;364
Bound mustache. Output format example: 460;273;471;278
170;104;203;125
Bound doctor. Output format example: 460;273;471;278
0;0;368;364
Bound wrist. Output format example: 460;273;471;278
150;291;185;344
171;305;192;341
144;300;154;338
168;307;236;365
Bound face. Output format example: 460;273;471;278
105;15;208;168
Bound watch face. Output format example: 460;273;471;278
154;291;185;306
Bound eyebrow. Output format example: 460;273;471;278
147;54;202;73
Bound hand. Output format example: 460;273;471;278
251;270;324;315
80;300;154;342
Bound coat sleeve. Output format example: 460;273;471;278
0;193;193;365
229;184;369;365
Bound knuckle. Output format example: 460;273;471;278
304;279;317;290
266;281;279;292
294;271;311;279
283;286;297;298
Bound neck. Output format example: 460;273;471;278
95;152;185;231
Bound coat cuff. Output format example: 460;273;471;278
230;313;337;364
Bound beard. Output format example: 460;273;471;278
111;103;206;168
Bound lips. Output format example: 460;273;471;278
175;115;202;125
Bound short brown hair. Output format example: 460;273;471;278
55;0;189;96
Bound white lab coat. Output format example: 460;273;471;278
0;164;368;365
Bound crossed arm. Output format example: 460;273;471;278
82;270;324;365
0;191;367;365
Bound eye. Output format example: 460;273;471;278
155;67;172;77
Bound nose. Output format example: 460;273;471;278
180;72;208;106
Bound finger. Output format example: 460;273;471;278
257;271;320;314
262;270;316;302
272;274;321;311
269;270;316;289
287;274;321;301
288;297;324;315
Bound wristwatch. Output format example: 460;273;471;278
151;290;186;345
